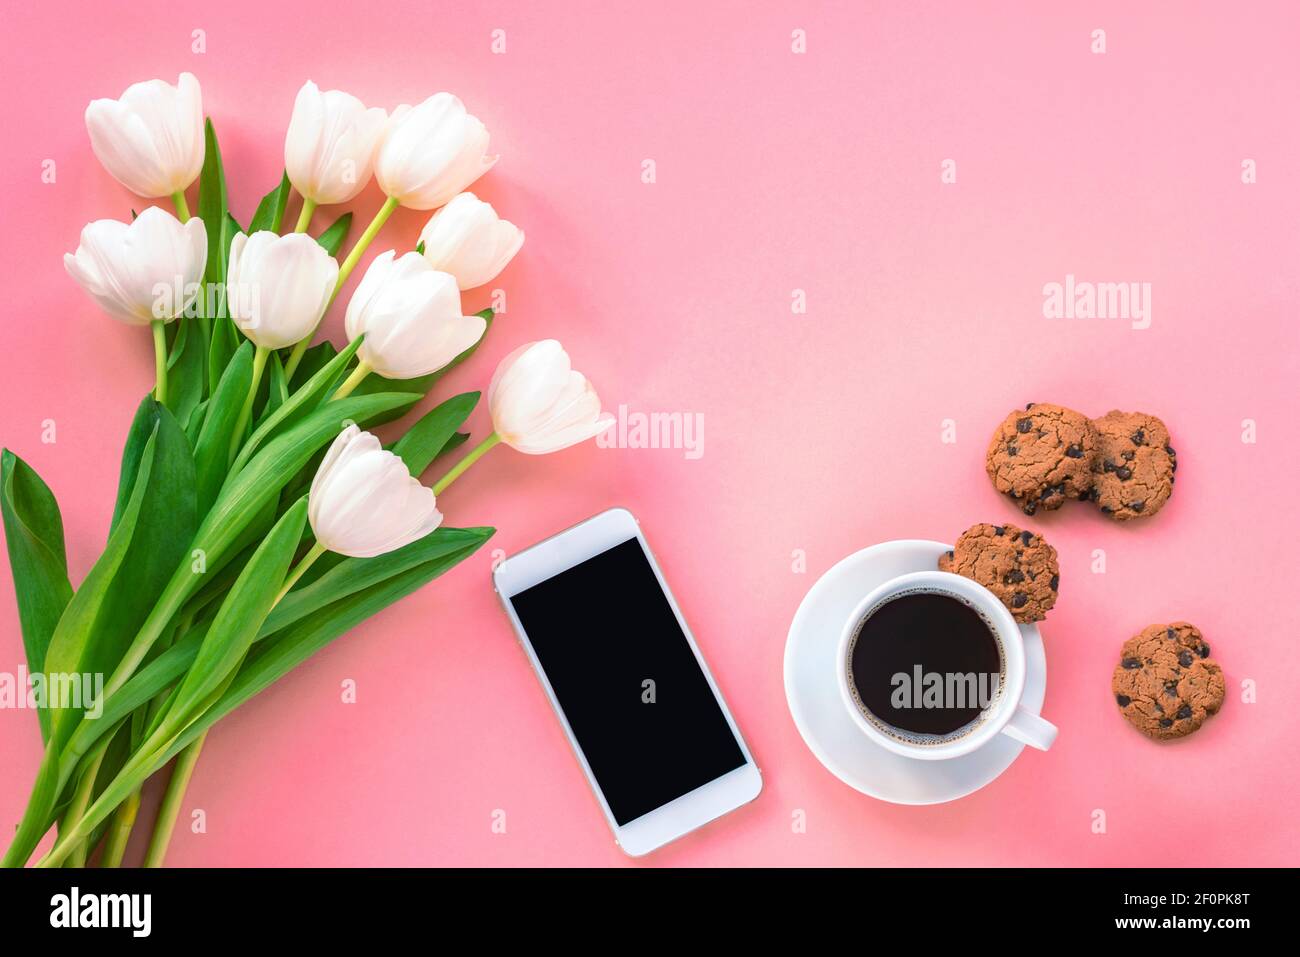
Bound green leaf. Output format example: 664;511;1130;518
286;340;339;392
61;624;206;778
224;212;245;248
164;319;204;425
264;352;289;418
184;398;209;444
197;117;240;390
163;529;493;762
157;500;307;737
248;171;291;233
264;526;493;636
230;336;361;476
316;212;353;256
208;317;240;388
0;451;73;740
192;341;254;516
197;118;228;289
415;240;425;256
390;392;479;477
42;403;197;746
109;397;156;534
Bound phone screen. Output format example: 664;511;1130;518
508;536;747;825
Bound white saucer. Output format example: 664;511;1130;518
783;539;1048;805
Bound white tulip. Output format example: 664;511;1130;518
488;340;615;454
63;206;207;325
309;425;443;558
375;93;496;210
84;72;205;199
344;251;486;380
418;192;524;290
284;81;387;206
226;232;339;349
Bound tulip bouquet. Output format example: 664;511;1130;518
1;74;611;868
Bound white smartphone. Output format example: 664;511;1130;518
493;507;762;857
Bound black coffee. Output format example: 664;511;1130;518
848;591;1003;739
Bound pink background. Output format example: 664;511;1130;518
2;1;1298;867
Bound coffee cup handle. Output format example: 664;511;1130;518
1000;706;1058;751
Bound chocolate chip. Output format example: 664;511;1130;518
1065;443;1084;458
1167;627;1176;639
1164;682;1178;696
1131;429;1145;446
1178;651;1193;667
1121;450;1135;461
1011;592;1028;608
1020;530;1033;545
1170;460;1177;473
1023;501;1038;515
1016;418;1032;433
1122;657;1141;669
1007;444;1018;456
1049;574;1059;591
1128;501;1145;512
1159;718;1173;727
994;526;1005;536
945;550;954;559
1164;445;1175;456
1025;403;1036;409
1004;569;1026;584
1176;705;1192;720
1199;644;1210;658
1116;694;1130;707
1116;467;1132;480
1103;459;1117;473
1100;505;1113;514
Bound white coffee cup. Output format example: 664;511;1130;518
835;569;1057;761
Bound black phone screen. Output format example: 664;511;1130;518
508;537;747;825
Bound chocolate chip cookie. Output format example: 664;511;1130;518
985;404;1098;515
1090;410;1176;520
1111;622;1224;740
938;523;1059;623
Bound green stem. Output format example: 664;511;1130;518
1;741;60;867
37;740;168;868
99;790;141;868
34;531;332;869
140;541;324;868
171;190;191;222
432;432;502;495
282;195;399;380
331;359;371;401
152;320;169;406
335;196;399;295
228;344;270;465
60;743;108;868
275;541;328;604
294;198;317;234
143;733;207;868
